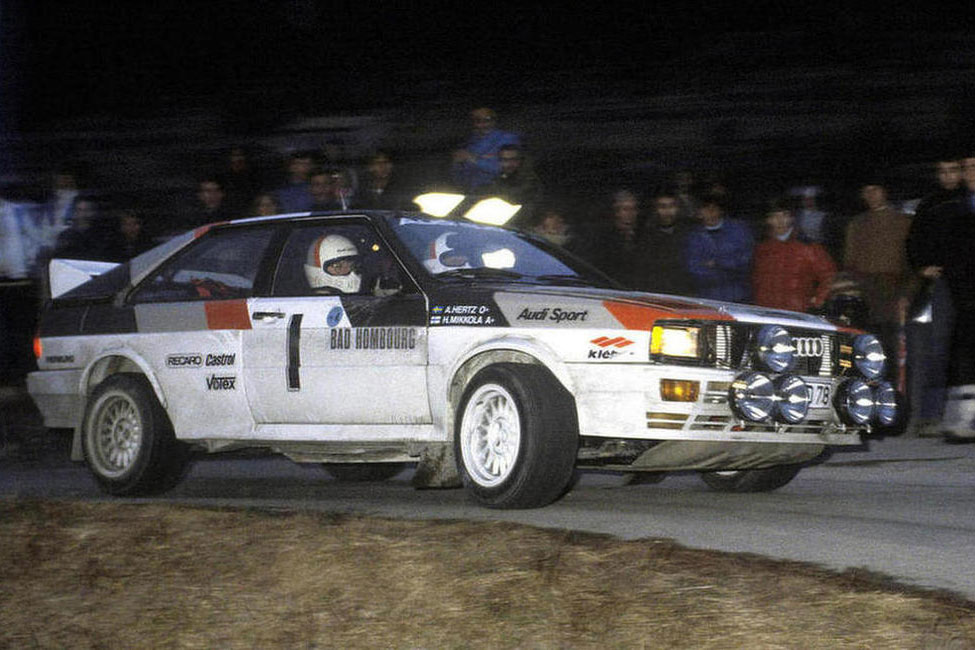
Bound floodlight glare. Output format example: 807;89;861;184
413;193;465;217
464;197;522;225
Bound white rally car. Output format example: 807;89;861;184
27;211;897;508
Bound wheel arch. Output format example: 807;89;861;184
443;337;577;443
70;349;168;461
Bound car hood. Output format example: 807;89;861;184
489;284;838;331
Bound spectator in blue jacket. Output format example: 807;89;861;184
685;194;754;302
451;107;521;192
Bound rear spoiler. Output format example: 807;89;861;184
49;258;120;298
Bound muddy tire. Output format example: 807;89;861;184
82;374;190;496
324;463;407;482
455;363;578;509
699;465;801;493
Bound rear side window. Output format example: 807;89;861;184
129;226;275;303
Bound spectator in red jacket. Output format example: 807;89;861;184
752;198;836;313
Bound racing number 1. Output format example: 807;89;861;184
287;314;303;391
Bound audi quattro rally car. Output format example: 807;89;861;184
27;211;897;508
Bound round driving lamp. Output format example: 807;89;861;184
755;325;795;373
835;378;875;425
729;371;775;422
873;381;898;426
773;374;811;424
853;334;886;379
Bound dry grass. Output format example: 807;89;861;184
1;501;973;649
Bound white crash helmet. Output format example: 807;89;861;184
304;234;362;293
423;231;472;274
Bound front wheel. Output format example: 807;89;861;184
699;465;801;493
82;374;190;496
455;363;578;509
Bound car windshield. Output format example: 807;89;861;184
389;217;617;288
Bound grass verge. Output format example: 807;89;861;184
1;501;974;648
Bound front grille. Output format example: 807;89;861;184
707;323;843;376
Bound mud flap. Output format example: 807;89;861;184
412;443;462;488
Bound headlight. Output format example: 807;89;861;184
773;374;810;424
729;371;775;422
853;334;886;379
836;378;875;425
651;325;701;359
873;381;898;426
755;325;795;372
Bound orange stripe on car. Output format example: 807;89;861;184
205;300;252;330
603;301;733;330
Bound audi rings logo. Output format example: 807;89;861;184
166;353;203;368
793;337;825;358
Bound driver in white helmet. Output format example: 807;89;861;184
423;231;472;274
304;233;362;294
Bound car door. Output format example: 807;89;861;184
241;219;431;427
126;224;279;440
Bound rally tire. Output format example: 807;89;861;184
699;465;801;493
82;373;190;496
324;463;407;482
455;363;578;509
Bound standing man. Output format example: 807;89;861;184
477;143;542;229
751;197;835;312
685;194;754;302
275;151;314;213
637;187;693;295
904;157;964;435
940;155;975;440
451;107;521;193
588;190;644;288
358;151;409;211
842;179;915;365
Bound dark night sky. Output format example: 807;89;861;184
10;1;975;127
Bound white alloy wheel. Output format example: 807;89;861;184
82;374;190;496
89;390;144;479
459;383;522;488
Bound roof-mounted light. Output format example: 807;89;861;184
413;193;464;217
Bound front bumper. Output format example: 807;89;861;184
566;363;863;446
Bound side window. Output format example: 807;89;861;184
129;226;276;303
272;222;411;297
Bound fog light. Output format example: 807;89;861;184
729;372;775;422
773;374;810;423
853;334;886;379
756;325;795;372
836;378;875;425
660;379;700;402
873;381;898;426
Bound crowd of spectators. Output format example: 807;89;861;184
2;106;974;440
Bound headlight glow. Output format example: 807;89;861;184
873;381;898;426
853;334;886;379
755;325;795;372
729;371;775;422
836;378;875;425
651;325;701;358
773;374;811;423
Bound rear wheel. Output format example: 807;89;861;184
82;374;190;496
455;363;577;509
699;465;801;493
